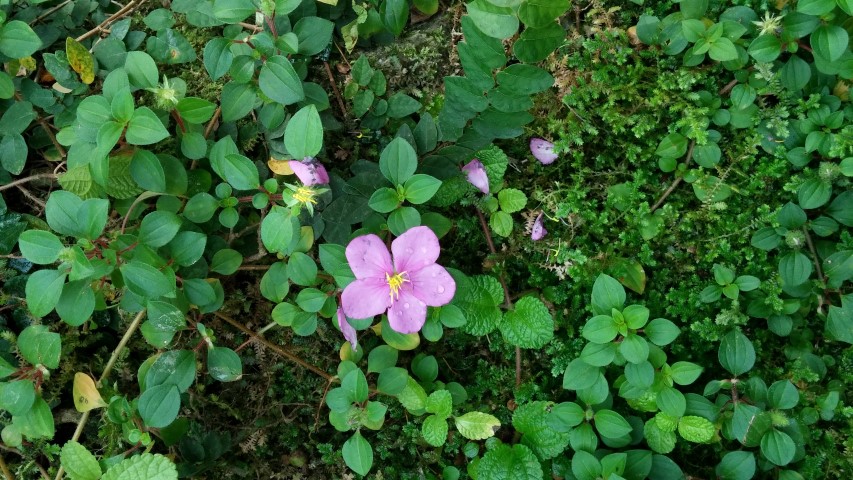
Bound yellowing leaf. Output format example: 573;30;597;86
73;372;107;412
317;0;339;5
268;158;294;175
65;37;95;85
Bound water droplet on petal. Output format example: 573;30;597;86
420;247;427;254
403;302;410;309
405;247;414;254
436;285;445;294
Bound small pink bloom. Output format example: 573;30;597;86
341;226;456;334
530;138;558;165
337;307;358;351
288;157;329;185
462;158;489;194
531;212;547;241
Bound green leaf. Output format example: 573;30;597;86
212;0;256;22
144;349;195;392
184;192;218;223
669;361;703;385
500;296;553;348
60;441;102;480
25;270;66;318
293;17;335;56
45;190;83;237
387;93;421;118
718;330;755;376
203;38;233;80
101;453;177;480
259;56;304;106
56;280;96;327
207;346;242;382
768;380;799;409
125;52;159;89
215;153;260;190
798;178;832;209
422;414;449;446
761;430;796;466
0;134;27;175
518;0;569;29
677;416;715;443
644;318;680;346
514;23;564;63
18;230;64;265
120;262;174;299
126;107;169;145
367;346;398;373
18;326;60;370
582;315;618;344
139;211;182;248
425;390;453;418
571;450;601;480
131;150;167;193
716;451;756;480
513;400;571;459
489;210;513;237
467;0;519;39
622;304;650;329
0;381;35;416
377;367;408;395
455;411;500;440
220;82;256;122
138;383;180;428
496;64;553;95
655;133;687;159
591;274;626;314
780;55;811;91
644;418;677;454
380;137;418;185
176;97;216;124
0;21;42;58
369;187;400;213
403;174;441;204
778;202;807;229
778;251;812;286
562;359;601;390
811;25;848;61
342;431;373;475
477;444;543;480
546;402;585;432
797;0;836;16
708;37;738;61
594;409;632;439
455;274;503;335
284;105;323;160
497;188;527;213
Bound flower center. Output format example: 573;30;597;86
293;186;317;204
386;271;409;301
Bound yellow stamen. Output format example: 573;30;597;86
293;186;317;204
386;271;409;301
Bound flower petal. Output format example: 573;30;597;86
530;138;558;165
531;212;548;241
387;288;427;334
462;158;489;194
409;264;456;307
288;158;329;186
341;277;391;319
337;307;358;351
391;226;440;273
346;234;393;279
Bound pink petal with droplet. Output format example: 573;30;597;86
337;307;358;351
345;234;393;279
530;138;558;165
462;158;489;194
341;277;391;319
391;226;440;273
409;264;456;306
531;212;548;241
387;288;428;334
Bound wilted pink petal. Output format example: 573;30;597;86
341;277;391;319
391;226;440;273
408;264;456;306
337;307;358;351
531;212;547;241
387;288;428;334
346;234;393;279
530;138;558;165
462;158;489;194
289;157;329;185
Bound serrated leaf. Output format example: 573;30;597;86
455;411;500;440
677;415;715;443
499;296;553;348
61;441;102;480
478;444;543;480
422;414;449;446
101;453;177;480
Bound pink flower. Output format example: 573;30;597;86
462;158;489;194
288;157;329;185
341;226;456;334
530;138;558;165
531;212;547;241
337;307;358;351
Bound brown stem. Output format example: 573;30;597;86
244;208;268;263
802;227;825;282
324;61;348;118
474;207;520;387
650;140;696;213
171;110;186;133
214;311;333;381
237;264;272;271
76;0;142;42
719;79;738;96
204;107;221;139
0;173;58;192
0;454;13;480
30;0;73;24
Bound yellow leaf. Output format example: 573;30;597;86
73;372;107;412
268;158;294;175
317;0;338;5
65;37;95;85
